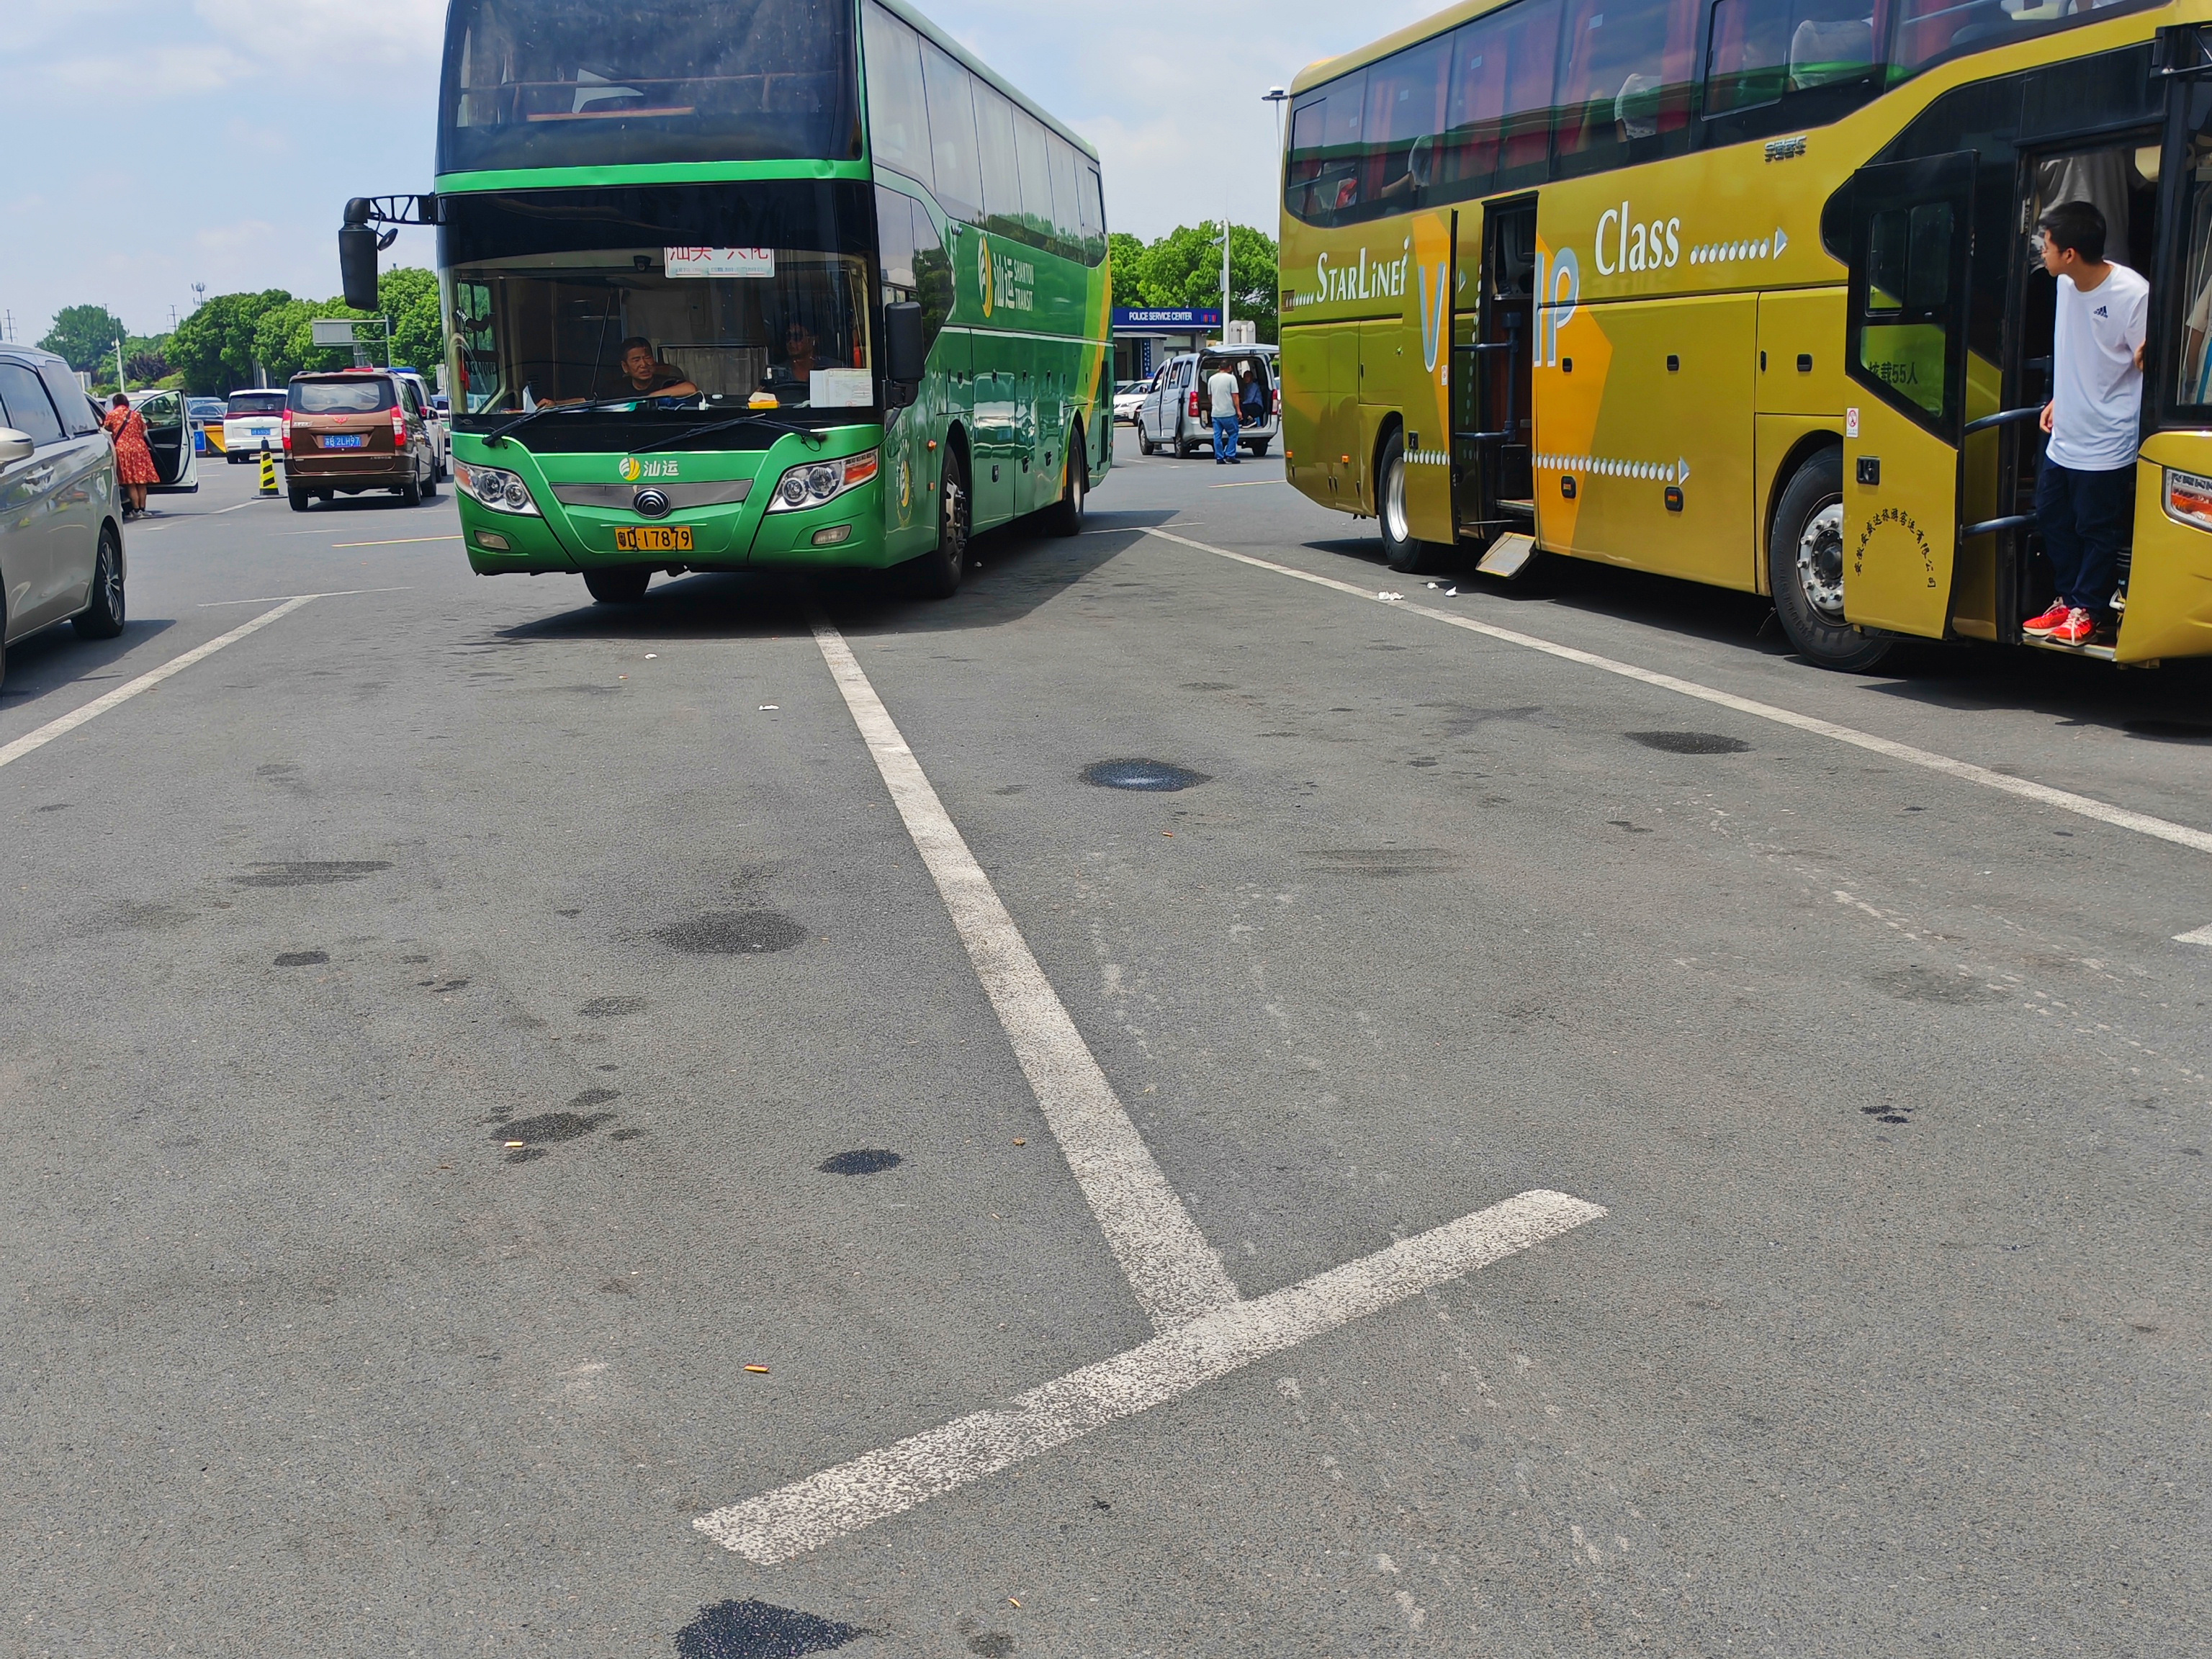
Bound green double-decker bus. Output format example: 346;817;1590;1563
341;0;1112;602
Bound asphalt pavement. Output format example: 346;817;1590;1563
3;430;2206;1657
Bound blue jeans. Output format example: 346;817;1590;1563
1212;415;1240;461
2036;457;2134;620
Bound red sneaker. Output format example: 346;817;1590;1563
2049;607;2097;646
2022;598;2073;637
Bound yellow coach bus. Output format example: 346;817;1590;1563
1278;0;2212;668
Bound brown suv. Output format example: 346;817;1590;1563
283;370;439;510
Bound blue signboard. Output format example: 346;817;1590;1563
1112;307;1221;331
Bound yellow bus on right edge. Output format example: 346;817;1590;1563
1277;0;2212;670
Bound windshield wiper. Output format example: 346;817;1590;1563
482;397;644;447
626;413;824;456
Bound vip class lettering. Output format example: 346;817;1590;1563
1596;204;1681;274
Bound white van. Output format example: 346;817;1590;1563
222;389;287;462
1135;345;1279;459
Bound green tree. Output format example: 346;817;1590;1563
379;267;443;377
1106;232;1148;310
39;304;130;372
170;290;294;394
1125;222;1279;342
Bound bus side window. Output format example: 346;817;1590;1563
911;200;951;351
861;4;932;192
1552;0;1701;174
919;40;982;222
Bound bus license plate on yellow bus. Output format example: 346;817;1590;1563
614;526;692;552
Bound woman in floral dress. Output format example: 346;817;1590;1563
102;393;159;517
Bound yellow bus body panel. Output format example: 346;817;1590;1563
2121;434;2212;662
1278;1;2212;658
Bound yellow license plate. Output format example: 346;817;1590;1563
614;525;693;552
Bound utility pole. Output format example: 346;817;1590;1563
191;283;207;311
1221;217;1232;344
115;336;127;395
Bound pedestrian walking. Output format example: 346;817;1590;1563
1207;361;1241;465
102;393;159;518
2026;200;2147;648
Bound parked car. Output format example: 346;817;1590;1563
1136;346;1280;459
1112;379;1147;424
126;388;199;495
186;396;226;426
383;369;449;479
282;369;441;509
223;388;287;463
0;346;127;688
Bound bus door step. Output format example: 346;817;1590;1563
1477;531;1538;580
2022;634;2117;662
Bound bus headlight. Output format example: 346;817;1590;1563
454;459;541;516
767;449;878;512
2164;467;2212;533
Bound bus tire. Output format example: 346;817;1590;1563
1768;446;1891;673
911;447;971;599
1046;436;1086;536
1378;430;1440;574
583;566;652;605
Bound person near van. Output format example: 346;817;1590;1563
1207;362;1241;464
102;392;158;517
2028;200;2148;647
1239;364;1265;428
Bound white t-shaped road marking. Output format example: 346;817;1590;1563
688;623;1606;1565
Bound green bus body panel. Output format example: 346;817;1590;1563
431;0;1113;579
439;178;1111;576
436;160;873;194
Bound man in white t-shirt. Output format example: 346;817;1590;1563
2030;199;2148;647
1206;362;1242;465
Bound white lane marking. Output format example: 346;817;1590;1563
696;1188;1604;1563
0;596;315;773
811;619;1240;1330
328;534;464;548
197;587;412;607
1144;527;2212;860
2175;923;2212;946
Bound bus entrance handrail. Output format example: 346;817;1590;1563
1961;405;2044;438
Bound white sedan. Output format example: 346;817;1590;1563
1112;380;1147;423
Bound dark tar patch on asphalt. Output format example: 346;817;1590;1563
1626;731;1750;755
1080;758;1210;791
673;1599;867;1658
656;911;806;954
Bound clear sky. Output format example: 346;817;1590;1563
3;0;1439;344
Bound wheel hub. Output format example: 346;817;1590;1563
1796;501;1846;621
1383;455;1409;545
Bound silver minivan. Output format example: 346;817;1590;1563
1136;346;1280;459
0;347;127;688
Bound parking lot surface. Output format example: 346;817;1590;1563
4;432;2206;1656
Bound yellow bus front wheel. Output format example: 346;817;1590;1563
1768;446;1891;674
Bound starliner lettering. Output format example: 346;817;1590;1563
1314;244;1412;305
1596;202;1682;274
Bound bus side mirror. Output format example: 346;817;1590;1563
340;199;381;312
884;302;925;405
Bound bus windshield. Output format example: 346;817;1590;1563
439;0;860;174
441;184;876;431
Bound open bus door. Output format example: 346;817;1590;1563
1841;153;1985;639
1452;198;1537;575
2126;42;2212;662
